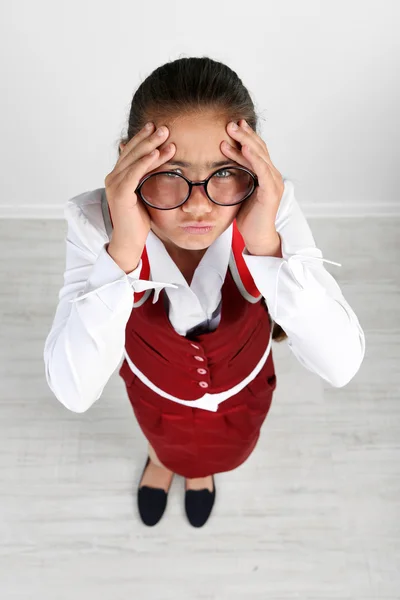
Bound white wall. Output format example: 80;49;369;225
0;0;398;218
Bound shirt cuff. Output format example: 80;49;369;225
242;247;342;322
69;243;178;311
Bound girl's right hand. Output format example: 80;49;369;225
104;122;176;250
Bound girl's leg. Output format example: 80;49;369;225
139;442;174;492
148;442;213;491
148;442;169;469
185;474;214;491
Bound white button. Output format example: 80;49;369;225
194;355;204;362
199;381;209;388
191;343;200;349
197;368;207;375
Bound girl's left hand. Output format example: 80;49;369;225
220;119;285;254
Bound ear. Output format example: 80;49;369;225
119;142;126;153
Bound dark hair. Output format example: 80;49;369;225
117;55;287;343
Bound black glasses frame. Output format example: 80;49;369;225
134;166;259;210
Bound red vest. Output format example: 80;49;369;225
123;221;273;400
101;190;277;477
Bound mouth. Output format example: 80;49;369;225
181;223;215;234
181;222;215;227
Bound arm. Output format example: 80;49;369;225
242;179;366;388
43;209;143;413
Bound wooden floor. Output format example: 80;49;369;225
1;216;399;599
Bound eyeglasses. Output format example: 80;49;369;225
135;166;259;210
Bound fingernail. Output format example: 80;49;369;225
230;122;238;130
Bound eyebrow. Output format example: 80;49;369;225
164;159;239;168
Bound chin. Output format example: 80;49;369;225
178;229;218;247
177;238;212;251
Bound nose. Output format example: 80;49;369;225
182;183;213;214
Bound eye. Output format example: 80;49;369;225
164;169;183;178
163;167;235;178
214;169;232;178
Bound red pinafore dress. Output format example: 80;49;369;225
101;190;277;478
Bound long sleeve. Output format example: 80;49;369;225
242;179;366;388
43;204;177;413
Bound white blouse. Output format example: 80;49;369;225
43;179;365;413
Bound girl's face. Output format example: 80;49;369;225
142;113;244;258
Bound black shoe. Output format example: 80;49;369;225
184;475;216;528
137;456;173;526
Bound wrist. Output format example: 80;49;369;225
246;232;283;258
106;242;143;274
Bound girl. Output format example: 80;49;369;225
43;56;365;529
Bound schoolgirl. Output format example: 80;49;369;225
44;57;365;528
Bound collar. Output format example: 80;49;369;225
145;223;233;304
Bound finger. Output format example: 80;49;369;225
110;142;176;190
115;125;171;176
240;120;269;157
239;120;274;162
220;140;253;171
139;143;177;179
119;122;154;158
227;121;266;157
240;144;277;190
235;121;283;190
238;120;281;180
228;120;275;169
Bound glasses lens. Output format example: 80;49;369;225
208;168;254;204
140;172;189;209
140;168;254;208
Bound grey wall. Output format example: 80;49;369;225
0;0;398;218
